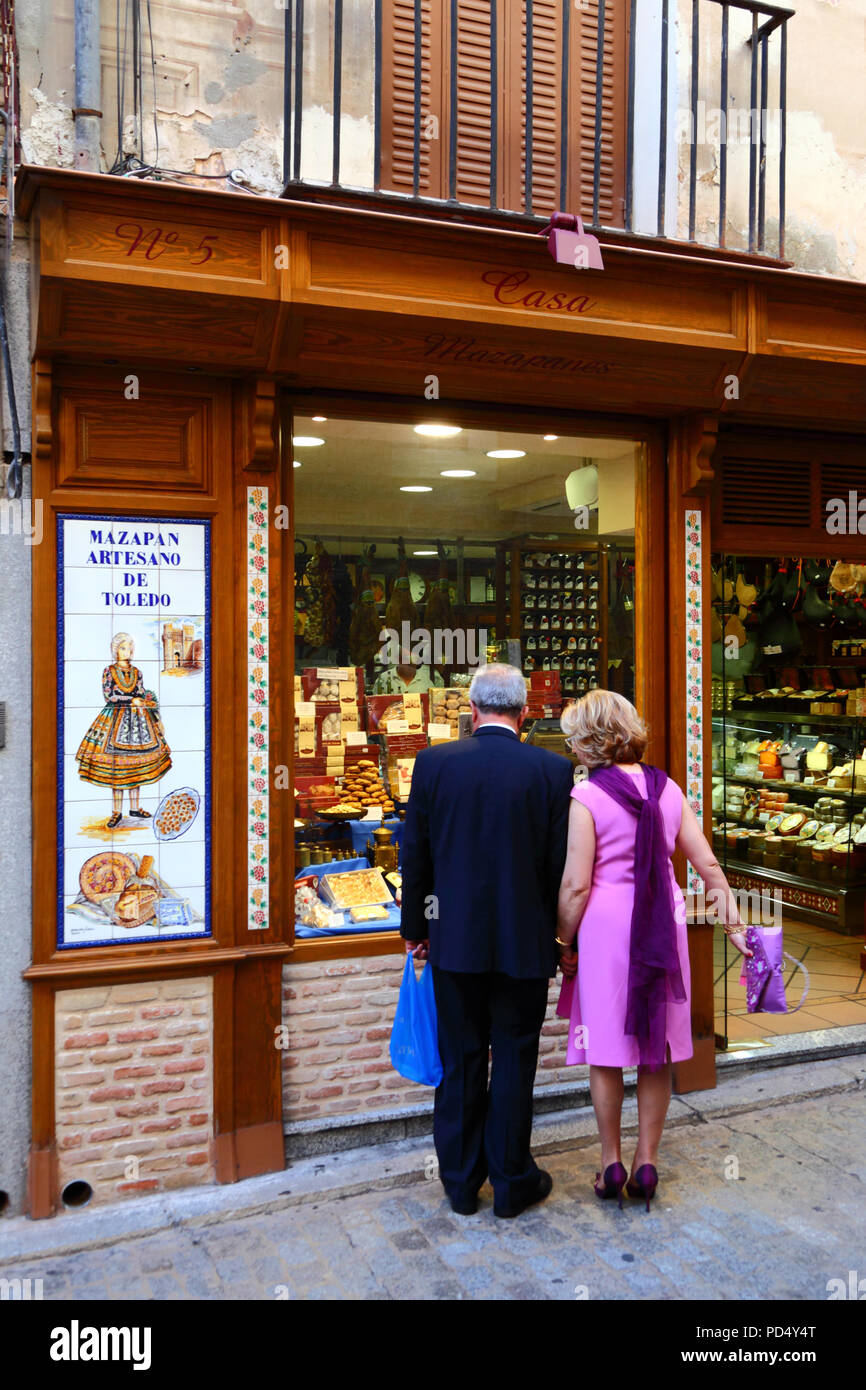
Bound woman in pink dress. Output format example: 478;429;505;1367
556;690;751;1209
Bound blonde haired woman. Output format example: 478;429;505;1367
556;689;750;1209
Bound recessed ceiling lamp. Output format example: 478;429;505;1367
293;460;302;469
292;436;324;447
311;415;327;422
543;434;559;441
486;449;526;459
440;469;477;478
414;424;463;438
413;550;438;556
400;485;433;493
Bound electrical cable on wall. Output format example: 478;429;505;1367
109;0;258;193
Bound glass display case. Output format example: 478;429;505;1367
711;551;866;935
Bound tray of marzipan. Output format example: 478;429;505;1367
319;867;392;909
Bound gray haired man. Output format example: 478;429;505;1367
400;664;574;1218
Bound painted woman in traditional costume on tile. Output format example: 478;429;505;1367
76;633;172;828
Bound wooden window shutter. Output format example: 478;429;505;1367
573;0;628;226
380;0;444;198
379;0;628;225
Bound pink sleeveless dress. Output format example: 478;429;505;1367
557;768;693;1066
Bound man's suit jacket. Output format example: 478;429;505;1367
399;725;575;979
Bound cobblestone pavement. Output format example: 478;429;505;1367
2;1072;865;1301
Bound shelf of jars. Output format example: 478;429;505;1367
512;543;606;700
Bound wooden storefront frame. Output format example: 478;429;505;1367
18;163;866;1210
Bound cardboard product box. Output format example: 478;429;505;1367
365;692;430;733
428;687;472;734
294;774;341;819
314;703;343;747
383;732;428;801
302;665;365;703
528;671;562;692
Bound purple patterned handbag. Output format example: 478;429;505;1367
739;926;810;1014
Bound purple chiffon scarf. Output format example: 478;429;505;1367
589;764;686;1070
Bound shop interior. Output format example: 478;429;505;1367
711;553;866;1047
292;414;638;939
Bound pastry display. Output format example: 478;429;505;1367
429;687;471;734
349;904;390;923
319;867;391;908
317;801;366;819
341;761;395;814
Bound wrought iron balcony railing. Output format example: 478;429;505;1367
282;0;794;258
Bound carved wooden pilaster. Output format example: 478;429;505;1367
240;377;278;473
33;357;53;464
679;412;719;497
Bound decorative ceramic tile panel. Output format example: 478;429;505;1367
57;515;211;947
685;509;704;895
247;487;269;930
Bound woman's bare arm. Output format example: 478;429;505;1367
676;796;752;956
557;799;595;947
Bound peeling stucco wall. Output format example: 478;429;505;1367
13;0;866;274
673;0;866;276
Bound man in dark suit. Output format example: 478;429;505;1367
400;663;574;1218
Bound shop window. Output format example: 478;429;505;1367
710;552;866;1050
292;414;639;940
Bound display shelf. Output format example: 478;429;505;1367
713;772;866;803
720;859;866;934
719;709;863;727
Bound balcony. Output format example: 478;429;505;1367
282;0;794;260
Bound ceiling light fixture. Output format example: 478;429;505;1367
413;424;463;438
413;550;438;556
486;449;526;459
543;434;559;441
400;485;433;493
293;460;302;469
440;469;477;478
292;436;325;447
311;416;327;422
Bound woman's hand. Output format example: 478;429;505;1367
726;929;753;959
558;943;578;978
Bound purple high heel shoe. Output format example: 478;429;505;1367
626;1164;658;1211
594;1162;628;1210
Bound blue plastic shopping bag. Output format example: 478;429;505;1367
389;956;444;1087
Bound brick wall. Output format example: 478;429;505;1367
54;977;215;1208
282;954;574;1124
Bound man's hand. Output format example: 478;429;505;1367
404;939;429;960
558;943;578;978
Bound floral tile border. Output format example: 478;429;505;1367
247;488;269;930
685;509;704;896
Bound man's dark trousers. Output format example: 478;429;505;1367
431;966;550;1209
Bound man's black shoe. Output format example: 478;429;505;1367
493;1169;553;1219
448;1194;479;1216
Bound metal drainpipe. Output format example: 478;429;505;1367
73;0;102;171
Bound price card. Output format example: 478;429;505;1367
428;722;453;740
345;730;369;746
296;701;316;719
361;806;384;822
386;718;410;734
317;667;351;681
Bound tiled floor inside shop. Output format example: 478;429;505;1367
714;917;866;1044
